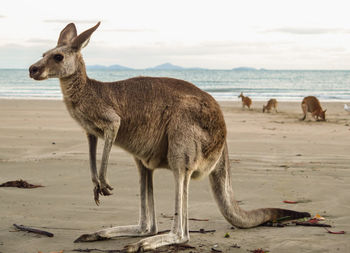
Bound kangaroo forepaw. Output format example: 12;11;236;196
93;182;114;205
94;186;100;205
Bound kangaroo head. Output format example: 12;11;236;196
29;22;100;80
238;92;243;98
319;109;327;121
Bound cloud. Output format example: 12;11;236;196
81;40;299;69
43;19;101;24
263;27;350;35
1;40;350;70
0;15;5;18
26;38;56;44
104;28;156;33
88;41;280;59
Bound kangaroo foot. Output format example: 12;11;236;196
74;225;158;243
94;181;114;205
74;232;109;242
124;234;188;252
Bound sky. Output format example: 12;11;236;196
1;0;350;69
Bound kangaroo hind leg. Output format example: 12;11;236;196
125;137;195;252
125;164;192;252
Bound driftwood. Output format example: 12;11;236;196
0;180;43;188
189;218;209;221
294;221;331;227
190;229;216;233
13;224;54;237
36;226;81;231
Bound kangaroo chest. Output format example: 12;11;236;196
65;100;105;138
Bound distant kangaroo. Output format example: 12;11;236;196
301;96;326;121
263;99;278;113
29;22;310;252
238;92;252;109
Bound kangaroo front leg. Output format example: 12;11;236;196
301;104;307;121
74;158;157;242
94;121;119;204
86;133;101;205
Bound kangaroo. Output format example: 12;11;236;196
301;96;326;121
238;92;252;109
263;98;278;113
29;22;310;252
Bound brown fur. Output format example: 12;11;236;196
263;98;278;113
29;22;310;252
301;96;326;121
238;92;252;109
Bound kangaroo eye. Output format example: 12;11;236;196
53;54;64;62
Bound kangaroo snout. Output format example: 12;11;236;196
29;65;39;77
29;64;46;80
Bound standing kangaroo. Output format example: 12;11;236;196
238;92;252;110
29;22;310;252
263;98;278;113
301;96;326;121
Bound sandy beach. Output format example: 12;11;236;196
1;99;349;253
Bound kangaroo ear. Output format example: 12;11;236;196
323;109;327;113
57;23;77;47
71;22;100;51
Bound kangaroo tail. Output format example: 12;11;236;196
209;143;310;228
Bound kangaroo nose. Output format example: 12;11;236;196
29;65;39;77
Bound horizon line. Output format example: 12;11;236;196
2;67;350;71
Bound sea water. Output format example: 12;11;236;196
0;69;349;101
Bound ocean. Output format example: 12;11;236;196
0;69;350;102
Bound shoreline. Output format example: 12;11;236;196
1;97;350;103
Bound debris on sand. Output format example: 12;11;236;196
249;249;269;253
294;216;331;227
211;244;223;252
13;224;54;237
313;214;325;220
0;179;43;188
283;200;298;204
325;228;346;234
